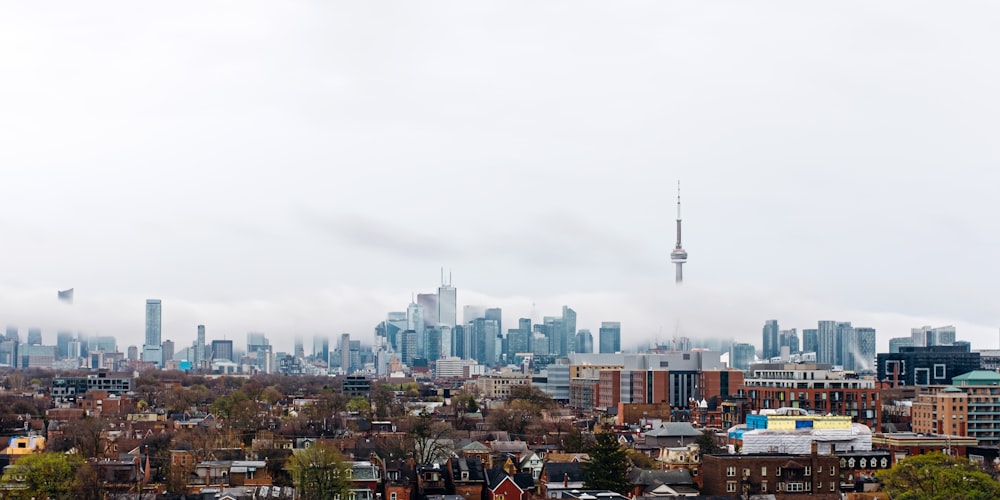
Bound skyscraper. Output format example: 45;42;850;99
145;300;162;347
802;328;818;354
417;293;439;329
854;327;877;373
599;322;621;353
438;278;457;328
562;306;577;354
195;325;207;368
143;299;163;367
670;181;688;284
56;331;73;359
779;328;799;355
27;328;42;346
762;320;779;360
407;302;426;358
730;342;756;371
835;322;853;367
575;329;593;354
817;320;837;365
313;335;330;363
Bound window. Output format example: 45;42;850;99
726;466;736;477
817;466;822;474
830;466;836;476
761;466;767;476
726;481;736;492
786;482;804;492
817;482;822;490
776;467;782;477
830;482;836;491
804;466;812;476
761;481;767;493
743;468;750;478
391;494;397;500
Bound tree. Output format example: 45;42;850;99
562;427;595;453
627;449;657;469
286;441;352;500
0;452;83;500
694;430;720;455
409;410;455;464
582;432;631;494
876;452;1000;500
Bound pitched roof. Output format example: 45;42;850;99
542;461;584;482
953;370;1000;384
643;423;702;438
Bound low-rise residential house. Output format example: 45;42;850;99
627;468;699;497
383;460;418;500
190;460;271;488
518;451;544;480
448;457;485;499
417;464;449;498
538;461;584;499
485;468;533;500
657;443;701;477
348;460;383;500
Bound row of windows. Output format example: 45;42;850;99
725;465;836;477
724;481;835;493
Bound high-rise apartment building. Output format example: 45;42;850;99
161;340;174;363
143;299;163;367
194;325;207;368
802;328;818;354
145;300;162;346
762;320;779;360
599;322;621;354
853;327;877;373
817;320;837;365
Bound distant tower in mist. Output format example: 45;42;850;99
670;181;688;284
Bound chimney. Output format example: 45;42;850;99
811;441;818;456
564;473;569;488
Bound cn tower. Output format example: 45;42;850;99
670;181;688;284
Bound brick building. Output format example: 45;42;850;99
701;452;840;498
738;362;881;431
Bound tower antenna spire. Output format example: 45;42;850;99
670;180;688;284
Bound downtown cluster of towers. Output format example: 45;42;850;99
729;320;878;372
371;275;624;374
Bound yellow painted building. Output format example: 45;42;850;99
2;435;46;459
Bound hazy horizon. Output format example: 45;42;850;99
2;2;998;355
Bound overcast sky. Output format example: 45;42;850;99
2;2;999;354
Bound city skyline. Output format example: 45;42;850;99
2;3;999;354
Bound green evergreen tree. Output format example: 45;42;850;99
876;452;1000;500
582;432;631;494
